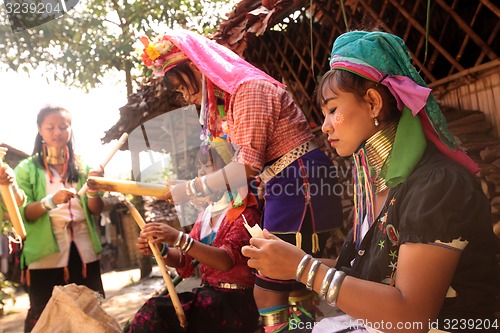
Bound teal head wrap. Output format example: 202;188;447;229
328;31;479;248
330;31;456;149
329;31;478;176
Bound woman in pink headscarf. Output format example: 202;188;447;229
139;29;344;332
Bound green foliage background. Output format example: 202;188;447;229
0;0;237;95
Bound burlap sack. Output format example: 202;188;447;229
32;284;121;333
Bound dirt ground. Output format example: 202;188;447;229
0;266;340;333
0;266;190;333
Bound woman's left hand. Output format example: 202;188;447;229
0;164;15;186
136;234;153;256
156;179;189;205
52;188;77;205
88;166;104;178
140;222;181;246
242;230;307;280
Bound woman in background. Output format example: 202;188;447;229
140;29;344;331
15;106;105;332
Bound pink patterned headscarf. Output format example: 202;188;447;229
140;29;285;138
142;29;284;94
140;36;189;77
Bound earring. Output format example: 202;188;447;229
374;117;380;127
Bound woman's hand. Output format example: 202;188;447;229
242;229;307;280
0;164;15;186
51;188;77;205
88;166;104;178
156;179;189;205
139;222;180;246
136;234;153;256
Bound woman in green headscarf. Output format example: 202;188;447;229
242;31;499;332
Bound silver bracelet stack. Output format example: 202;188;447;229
174;231;184;247
173;231;194;254
325;270;347;307
295;254;347;307
200;175;213;195
318;267;337;298
181;235;194;253
40;194;56;211
186;177;214;198
185;181;194;198
305;259;321;291
295;254;312;282
189;179;201;197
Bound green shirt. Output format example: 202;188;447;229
14;155;102;267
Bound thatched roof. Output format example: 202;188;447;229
101;78;186;150
102;0;499;144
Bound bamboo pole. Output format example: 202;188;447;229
0;151;26;240
86;177;168;197
123;199;187;330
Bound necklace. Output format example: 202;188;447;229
364;121;397;194
43;144;69;183
351;121;397;248
44;145;67;165
210;194;230;215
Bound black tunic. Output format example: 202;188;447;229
337;143;499;331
